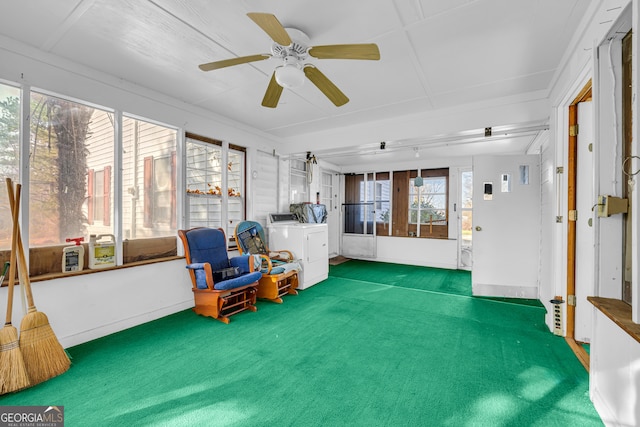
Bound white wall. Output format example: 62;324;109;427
590;310;640;426
0;260;193;348
545;1;639;426
375;236;458;269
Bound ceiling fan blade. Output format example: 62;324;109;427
308;44;380;60
199;54;270;71
303;65;349;107
247;12;292;46
261;72;284;108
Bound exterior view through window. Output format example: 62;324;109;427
29;92;115;246
0;83;20;250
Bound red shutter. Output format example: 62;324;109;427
170;151;176;229
144;156;153;228
103;166;111;226
87;169;94;224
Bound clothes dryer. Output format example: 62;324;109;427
268;213;328;290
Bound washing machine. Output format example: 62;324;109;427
268;213;328;290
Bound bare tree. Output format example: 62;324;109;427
31;96;92;241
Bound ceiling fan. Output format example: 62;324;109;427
198;12;380;108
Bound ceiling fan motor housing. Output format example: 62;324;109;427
272;28;310;88
271;28;310;61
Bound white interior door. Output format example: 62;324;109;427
321;170;339;257
472;155;541;298
574;101;595;342
458;168;473;270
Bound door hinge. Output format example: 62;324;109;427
569;124;579;137
568;210;578;221
567;295;577;306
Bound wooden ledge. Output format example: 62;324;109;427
587;296;640;344
1;256;184;286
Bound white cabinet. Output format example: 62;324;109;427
268;223;328;290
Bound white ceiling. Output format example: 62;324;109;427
0;0;591;166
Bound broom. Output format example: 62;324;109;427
6;178;70;385
0;181;30;394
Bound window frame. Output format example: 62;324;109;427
408;175;447;227
388;168;449;239
289;158;308;204
344;168;449;239
184;132;246;247
0;84;182;279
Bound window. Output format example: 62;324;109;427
185;138;222;229
460;170;473;248
290;159;308;203
185;133;245;245
409;176;447;226
122;116;177;239
372;173;391;235
345;168;449;239
0;85;179;276
321;172;334;210
226;147;245;240
392;169;449;238
30;91;114;245
343;173;375;235
0;83;20;251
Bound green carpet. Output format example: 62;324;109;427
330;259;473;296
0;262;602;426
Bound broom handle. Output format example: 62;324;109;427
5;178;35;310
5;179;20;325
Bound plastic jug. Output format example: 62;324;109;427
62;237;84;273
88;234;116;269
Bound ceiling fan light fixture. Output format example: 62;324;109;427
275;64;305;88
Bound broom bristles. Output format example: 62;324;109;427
19;310;70;386
0;325;31;394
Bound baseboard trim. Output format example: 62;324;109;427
472;283;538;299
565;337;590;371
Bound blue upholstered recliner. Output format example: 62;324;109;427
234;221;299;303
178;227;263;323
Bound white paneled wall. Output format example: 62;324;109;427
251;150;279;227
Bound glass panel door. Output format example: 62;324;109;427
459;169;473;270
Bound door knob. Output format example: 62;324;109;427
475;226;482;231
